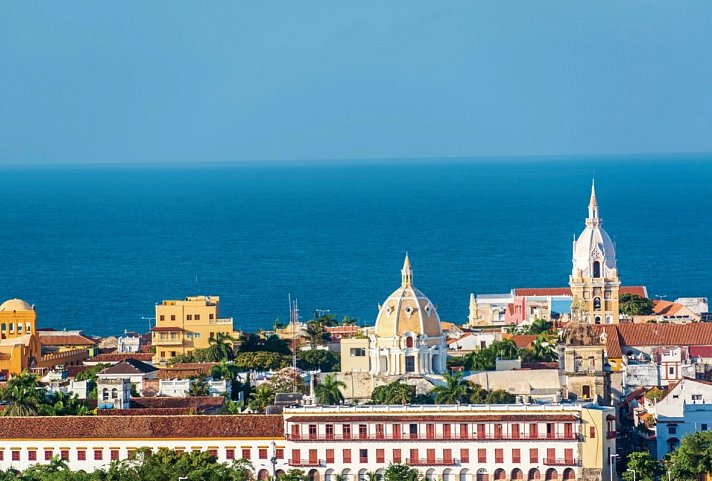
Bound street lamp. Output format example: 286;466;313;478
627;469;636;481
270;440;278;481
610;453;619;481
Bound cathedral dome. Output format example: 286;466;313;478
374;255;442;338
572;182;617;278
0;298;33;312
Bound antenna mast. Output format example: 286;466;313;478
288;294;299;393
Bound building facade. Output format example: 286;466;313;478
655;378;712;459
0;298;41;378
569;183;621;325
152;296;235;363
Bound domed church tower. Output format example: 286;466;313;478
569;182;621;324
369;255;447;375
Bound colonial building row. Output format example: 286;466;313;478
0;404;616;481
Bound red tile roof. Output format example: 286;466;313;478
652;300;691;317
597;323;712;358
690;346;712;358
514;286;648;298
151;326;184;332
40;334;96;347
286;414;578;423
503;334;538;349
0;415;284;439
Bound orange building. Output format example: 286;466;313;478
0;299;41;379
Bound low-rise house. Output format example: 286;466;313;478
466;368;563;403
655;377;712;459
98;358;159;395
86;351;155;365
158;378;230;397
117;332;141;353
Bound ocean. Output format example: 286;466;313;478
1;156;711;337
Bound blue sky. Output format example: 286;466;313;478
1;1;711;165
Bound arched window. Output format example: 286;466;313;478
17;323;22;333
593;297;601;310
111;388;118;399
406;337;414;348
593;261;601;278
102;388;109;401
1;323;5;332
8;323;13;333
25;323;31;333
594;316;602;325
582;385;591;398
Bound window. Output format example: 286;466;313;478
692;394;702;401
495;449;504;463
160;351;166;358
195;314;200;320
443;448;452;463
78;450;86;461
478;449;486;463
259;448;268;459
209;314;214;320
359;424;368;439
194;333;201;338
241;448;250;460
377;449;385;463
393;449;401;463
406;337;414;348
276;448;284;459
703;424;708;431
512;449;521;463
186;333;193;339
291;449;300;463
393;424;401;439
593;261;601;278
343;449;351;463
669;367;675;376
582;385;591;398
28;450;36;461
160;315;165;321
175;449;184;455
530;448;538;463
530;423;538;439
187;315;193;320
360;449;368;463
460;423;469;439
427;448;436;463
547;448;556;463
593;297;601;310
326;424;334;439
309;424;317;439
111;450;119;461
60;450;69;461
326;449;335;463
171;315;176;321
350;348;366;357
405;356;415;373
343;424;351;439
426;424;435;439
590;426;596;438
461;448;469;463
12;451;20;461
477;423;486;438
309;449;317;465
668;425;677;435
443;424;452;439
291;424;300;439
512;423;520;439
226;449;235;460
44;450;54;461
376;424;385;439
410;448;419;463
409;423;418;439
111;388;118;399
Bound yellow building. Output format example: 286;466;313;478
0;298;41;379
152;295;234;364
569;182;621;325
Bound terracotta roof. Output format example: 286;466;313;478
325;326;359;334
91;352;155;363
597;324;712;357
66;365;91;378
151;326;185;332
0;415;284;439
99;358;158;376
286;414;578;423
40;334;96;347
690;346;712;358
520;362;559;370
652;300;693;317
514;286;648;298
504;334;538;349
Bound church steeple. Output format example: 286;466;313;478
586;180;601;227
401;253;413;287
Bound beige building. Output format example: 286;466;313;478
152;296;234;363
570;182;621;325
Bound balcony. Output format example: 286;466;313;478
153;338;184;346
287;433;580;442
407;458;457;466
209;317;233;325
544;458;581;467
288;459;323;467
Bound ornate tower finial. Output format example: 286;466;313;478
401;253;413;287
586;180;600;227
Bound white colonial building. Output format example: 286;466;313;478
655;377;712;459
368;255;447;376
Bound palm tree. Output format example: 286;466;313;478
247;385;275;413
431;372;469;404
314;374;346;405
366;471;382;481
341;315;357;326
1;370;44;416
189;377;210;396
305;321;330;347
206;332;236;362
387;383;414;405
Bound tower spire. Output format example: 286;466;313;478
586;180;600;226
401;253;413;287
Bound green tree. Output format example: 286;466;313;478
314;374;346;405
484;389;516;404
296;349;339;372
280;469;310;481
366;471;382;481
205;332;237;362
620;294;654;316
371;382;416;405
622;451;663;481
238;333;291;355
431;372;470;404
234;352;291;371
523;318;554;334
644;386;665;402
667;431;712;481
305;320;331;347
341;315;358;326
0;370;45;416
39;390;92;416
188;377;211;397
383;463;421;481
247;384;275;413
